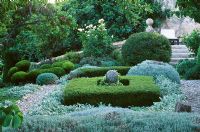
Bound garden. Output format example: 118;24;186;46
0;0;200;131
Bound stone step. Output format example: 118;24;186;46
171;45;188;49
172;53;191;58
170;57;195;63
172;49;190;53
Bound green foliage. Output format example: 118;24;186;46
62;0;168;40
64;52;82;64
79;57;120;67
183;30;200;55
15;60;30;72
11;71;28;84
0;101;23;130
79;20;114;57
185;64;200;80
127;60;180;84
52;60;74;73
111;49;123;64
39;64;52;69
2;49;20;83
27;67;65;83
198;47;200;64
122;32;171;65
64;76;160;107
177;0;200;23
7;67;19;81
36;73;58;85
68;66;130;80
176;59;197;76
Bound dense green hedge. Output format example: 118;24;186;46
15;60;30;72
121;32;171;65
64;76;160;107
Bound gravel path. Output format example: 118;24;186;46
181;80;200;113
17;85;58;114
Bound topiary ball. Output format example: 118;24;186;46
105;70;119;84
127;60;180;84
121;32;171;65
62;61;75;73
7;67;19;80
11;71;28;84
36;73;59;85
15;60;31;72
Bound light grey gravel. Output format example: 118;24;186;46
181;80;200;113
17;85;58;115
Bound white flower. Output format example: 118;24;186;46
88;24;93;28
93;26;97;29
111;35;114;38
78;28;84;32
98;19;104;24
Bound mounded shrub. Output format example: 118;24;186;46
36;73;58;85
127;60;180;84
185;64;200;80
27;67;65;83
15;60;31;72
64;76;160;107
64;52;82;64
62;61;74;73
121;32;171;65
40;64;52;69
52;61;74;73
11;71;28;84
7;67;19;81
176;59;196;76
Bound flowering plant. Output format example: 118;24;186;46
78;19;114;57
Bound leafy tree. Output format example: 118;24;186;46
177;0;200;23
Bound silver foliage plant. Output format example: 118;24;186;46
127;60;181;84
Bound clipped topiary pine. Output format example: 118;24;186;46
122;32;171;65
15;60;31;72
11;71;28;84
36;73;58;85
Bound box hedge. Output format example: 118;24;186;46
15;60;31;72
11;71;28;84
70;66;130;79
64;76;160;107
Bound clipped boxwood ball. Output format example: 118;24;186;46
7;67;19;80
62;61;74;73
15;60;30;72
122;32;171;65
11;71;28;84
36;73;58;85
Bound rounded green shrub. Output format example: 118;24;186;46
52;61;64;67
7;67;19;80
127;60;180;84
40;64;52;69
65;52;82;63
183;30;200;55
11;71;28;84
62;61;74;73
176;59;196;76
15;60;31;72
36;73;58;85
185;64;200;80
27;67;65;83
121;32;171;65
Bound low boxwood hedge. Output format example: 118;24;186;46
64;76;160;107
68;66;130;80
